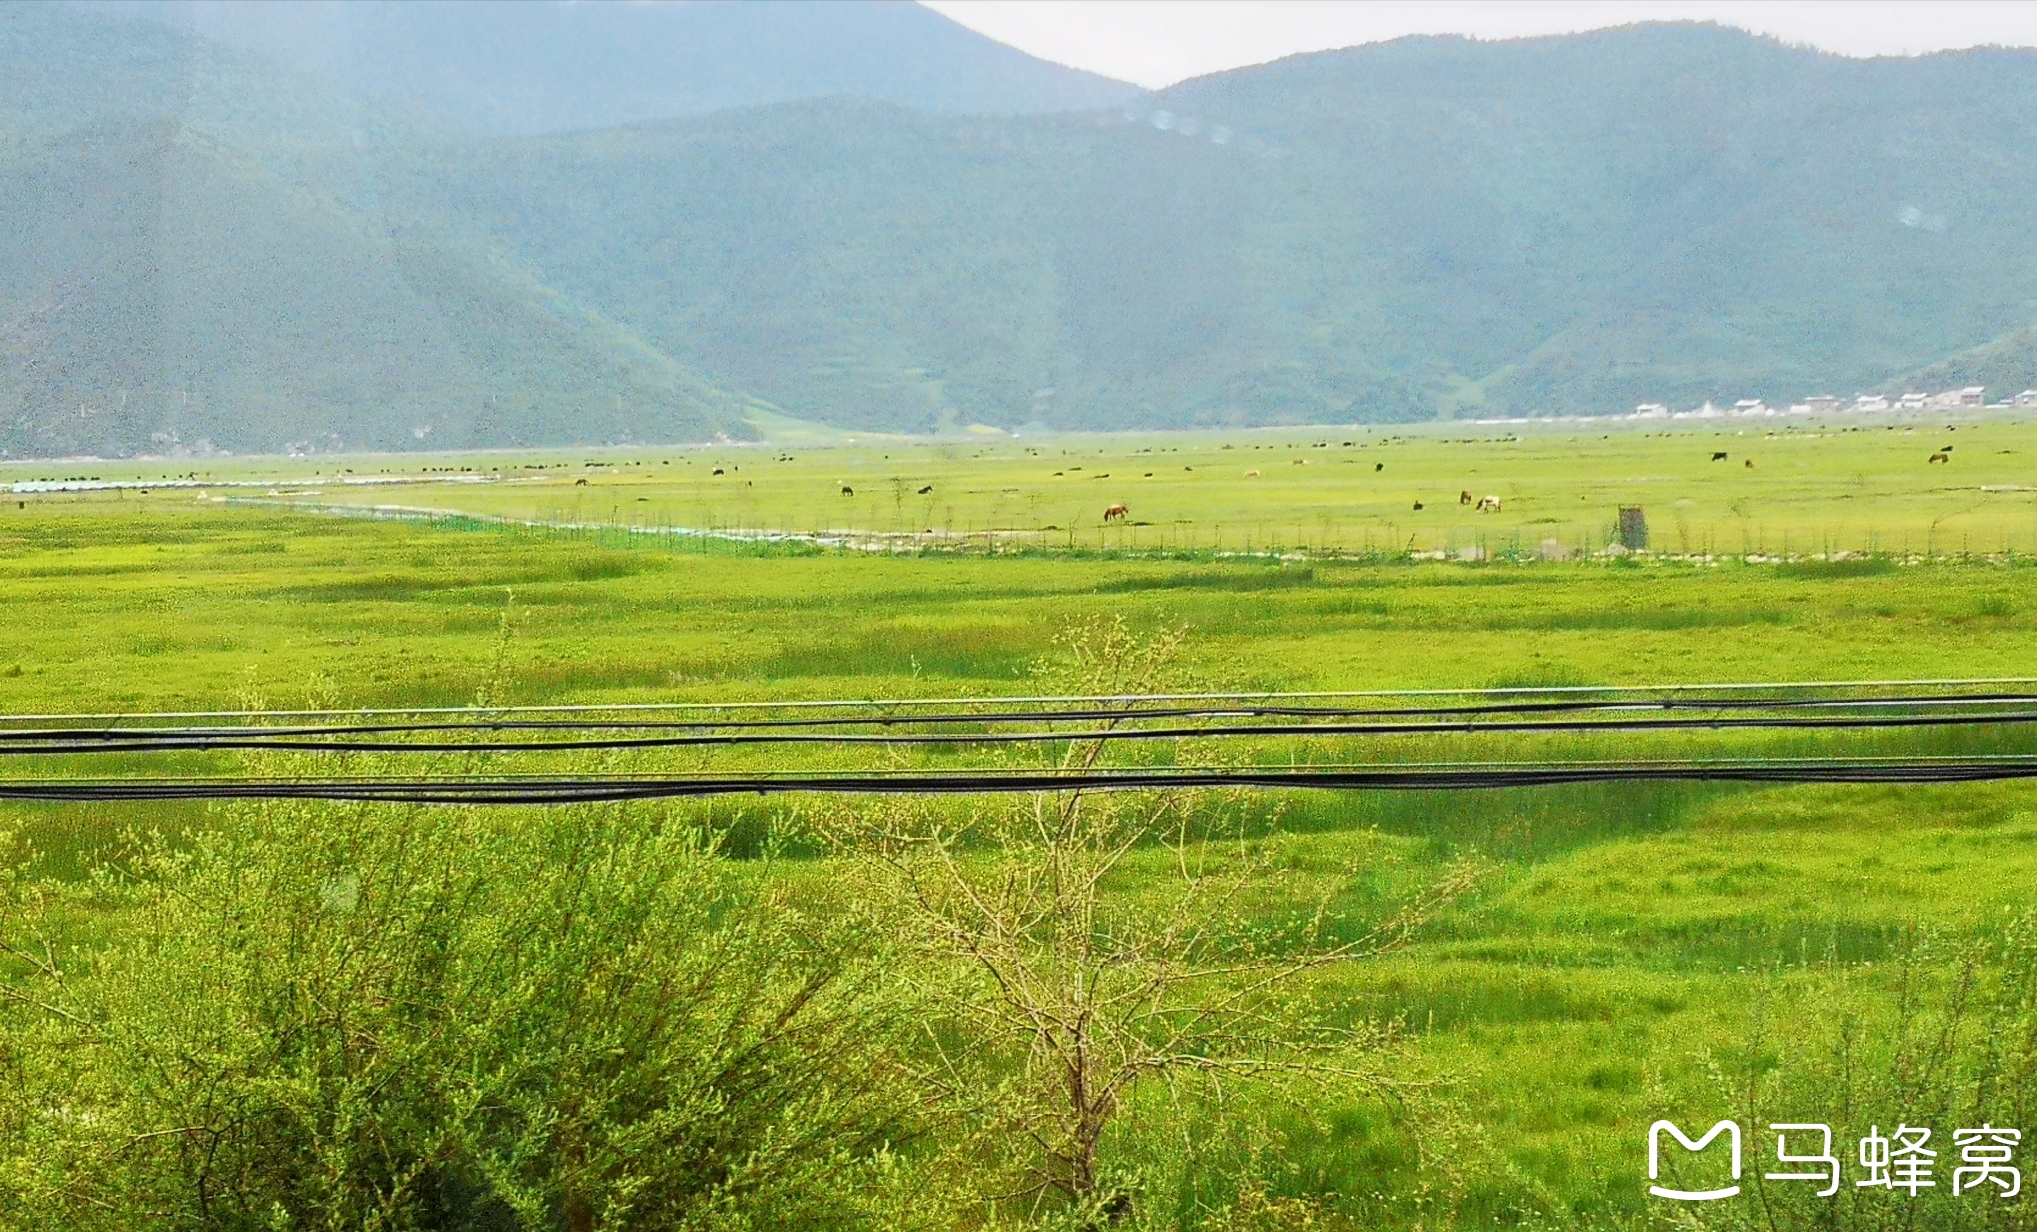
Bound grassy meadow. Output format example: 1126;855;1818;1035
11;412;2037;558
6;419;2037;1229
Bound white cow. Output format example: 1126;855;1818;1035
1475;494;1502;512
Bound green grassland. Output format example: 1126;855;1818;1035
14;414;2035;560
6;422;2037;1228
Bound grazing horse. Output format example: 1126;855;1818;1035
1459;490;1474;505
1475;494;1502;512
1928;452;1950;465
1712;451;1729;461
917;484;933;494
1103;503;1129;522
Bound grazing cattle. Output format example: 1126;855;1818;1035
1928;452;1950;465
917;484;933;494
1459;490;1474;505
1744;459;1754;469
1712;452;1729;461
1245;469;1260;477
1412;501;1425;511
1103;503;1129;521
841;485;854;495
710;468;723;476
1293;458;1307;466
1374;462;1384;472
1475;494;1502;512
574;478;589;485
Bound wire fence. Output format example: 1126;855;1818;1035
220;497;2037;567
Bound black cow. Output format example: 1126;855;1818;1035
1712;452;1728;461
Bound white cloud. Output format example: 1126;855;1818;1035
922;1;2037;89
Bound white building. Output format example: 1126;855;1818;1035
1802;395;1840;414
1732;398;1768;415
1855;394;1890;412
1960;386;1987;407
2015;390;2037;407
1898;392;1929;411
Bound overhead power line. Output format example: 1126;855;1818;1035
6;757;2037;805
4;705;2037;757
5;684;2036;805
7;676;2037;724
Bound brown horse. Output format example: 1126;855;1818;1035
1103;503;1129;522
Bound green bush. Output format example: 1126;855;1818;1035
0;795;927;1231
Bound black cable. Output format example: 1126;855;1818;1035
6;758;2037;804
7;707;2037;757
10;689;2037;741
21;676;2037;723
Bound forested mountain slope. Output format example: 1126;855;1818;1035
0;4;755;455
6;7;2037;453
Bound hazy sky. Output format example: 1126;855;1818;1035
922;1;2037;88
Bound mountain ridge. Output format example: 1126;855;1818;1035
71;0;1146;135
6;10;2037;455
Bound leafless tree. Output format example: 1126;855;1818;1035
831;617;1486;1219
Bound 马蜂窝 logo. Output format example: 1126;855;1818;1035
1649;1120;1742;1200
1647;1120;2021;1201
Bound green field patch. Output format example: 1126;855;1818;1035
1097;565;1319;593
1773;557;1901;578
746;621;1041;681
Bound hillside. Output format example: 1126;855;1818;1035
0;5;755;456
73;0;1145;135
400;25;2037;432
0;116;756;457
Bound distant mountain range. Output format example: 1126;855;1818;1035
4;2;2037;456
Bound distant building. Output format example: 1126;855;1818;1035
1960;386;1986;407
2016;390;2037;407
1856;394;1890;411
1633;402;1670;416
1802;395;1840;414
1733;398;1768;415
1898;392;1929;411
